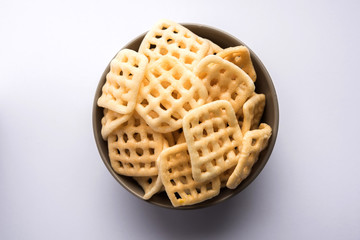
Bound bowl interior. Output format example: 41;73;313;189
93;24;279;209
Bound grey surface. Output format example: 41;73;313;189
1;0;359;239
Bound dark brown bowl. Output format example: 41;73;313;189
92;23;279;209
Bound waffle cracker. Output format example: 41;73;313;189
183;100;243;183
206;40;223;55
217;46;256;81
136;56;208;133
159;143;221;207
227;123;272;189
139;19;209;70
97;49;148;114
194;55;255;113
107;113;164;176
241;93;266;135
101;108;131;140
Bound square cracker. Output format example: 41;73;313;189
138;19;209;70
241;93;266;135
107;113;164;177
182;100;243;183
97;49;148;114
100;108;131;140
136;56;208;133
159;143;221;207
217;46;257;81
226;123;272;189
194;55;255;113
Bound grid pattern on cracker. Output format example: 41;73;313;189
159;143;221;207
241;93;266;135
206;39;223;55
183;100;243;183
107;113;164;176
227;123;272;189
97;49;148;114
217;46;257;82
194;55;255;113
101;108;132;140
136;56;208;133
138;19;209;70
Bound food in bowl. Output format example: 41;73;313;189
96;19;272;207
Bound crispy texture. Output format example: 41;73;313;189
139;19;209;70
206;39;223;55
136;56;208;133
97;49;148;114
227;123;272;189
100;108;131;140
241;93;266;135
107;113;164;176
183;100;243;183
159;143;221;207
194;55;255;113
217;46;256;81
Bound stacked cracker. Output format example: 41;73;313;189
97;19;272;207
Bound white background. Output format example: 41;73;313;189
1;0;359;239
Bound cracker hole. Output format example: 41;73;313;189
231;92;238;100
207;143;213;152
128;163;134;168
136;148;144;156
155;35;162;39
201;166;207;173
161;80;171;89
211;159;217;166
116;149;121;155
172;51;180;59
224;154;228;162
193;91;200;101
196;38;204;45
252;139;257;146
140;163;145;168
134;118;141;127
118;161;123;168
173;29;179;34
198;72;207;79
190;45;199;53
125;149;130;157
174;192;181;199
161;122;170;127
170;179;176;186
133;133;141;142
122;134;128;143
161;61;173;71
142;78;150;86
183;79;192;90
196;188;201;194
167;38;174;44
168;168;172;173
220;68;226;74
198;149;203;157
171;90;181;99
147;178;153;184
149;148;155;155
160;99;171;110
150;89;160;97
206;182;213;190
122;56;128;62
183;102;192;111
152;70;161;78
184;56;194;65
210;78;218;86
234;147;239;154
184;189;191;195
140;99;149;107
149;44;156;50
180;176;187;184
160;48;168;55
150;162;156;168
184;33;191;38
119;70;123;76
172;70;182;80
147;133;154;140
178;41;186;49
229;134;234;142
161;26;168;30
235;56;241;62
149;110;159;119
231;75;237;81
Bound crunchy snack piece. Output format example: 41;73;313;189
241;93;266;135
139;19;209;70
97;49;148;114
206;39;223;55
183;100;243;183
159;143;221;207
136;56;208;133
217;46;256;81
100;108;131;140
107;113;164;176
227;123;272;189
194;55;255;113
220;166;235;188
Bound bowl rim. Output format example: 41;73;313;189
92;23;279;210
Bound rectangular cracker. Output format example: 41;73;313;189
182;100;243;183
159;143;221;207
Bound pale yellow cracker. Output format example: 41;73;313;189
194;55;255;113
241;93;266;135
100;108;131;140
139;19;210;70
227;123;272;189
206;39;223;55
97;49;148;114
183;100;243;183
217;46;257;81
159;143;221;207
107;113;164;176
136;56;208;133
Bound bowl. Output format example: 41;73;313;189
92;23;279;209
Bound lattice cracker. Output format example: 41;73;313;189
107;113;164;176
101;108;131;140
227;123;272;189
206;39;223;55
217;46;257;82
194;55;255;113
183;100;243;183
138;19;209;70
136;56;208;133
159;143;221;207
97;49;148;114
241;93;266;135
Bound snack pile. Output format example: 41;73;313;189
97;19;272;207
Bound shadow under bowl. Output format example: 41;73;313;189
92;23;279;210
